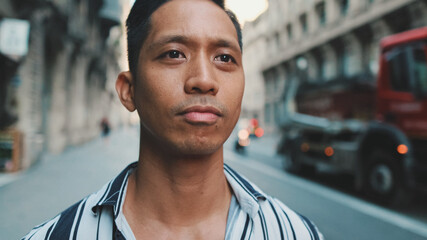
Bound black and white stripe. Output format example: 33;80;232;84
23;162;323;240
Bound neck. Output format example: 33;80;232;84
123;136;232;230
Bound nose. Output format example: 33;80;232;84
184;54;219;95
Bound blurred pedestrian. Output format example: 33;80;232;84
100;117;111;144
23;0;323;239
100;117;111;136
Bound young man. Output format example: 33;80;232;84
24;0;323;239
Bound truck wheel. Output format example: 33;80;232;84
365;150;410;207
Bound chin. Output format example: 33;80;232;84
175;137;224;157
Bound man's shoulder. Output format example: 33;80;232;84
257;196;324;240
22;162;136;239
22;186;117;240
224;164;323;239
22;198;90;240
21;165;130;240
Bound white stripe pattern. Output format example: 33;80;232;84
22;162;323;240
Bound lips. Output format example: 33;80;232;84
179;106;223;124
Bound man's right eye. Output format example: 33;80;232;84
162;50;185;59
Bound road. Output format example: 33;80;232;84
1;128;427;239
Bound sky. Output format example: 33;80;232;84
225;0;268;24
128;0;268;24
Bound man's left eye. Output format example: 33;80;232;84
215;54;235;63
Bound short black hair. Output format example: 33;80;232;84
126;0;243;79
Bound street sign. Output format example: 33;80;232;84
0;18;30;57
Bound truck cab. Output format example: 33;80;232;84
278;27;427;206
378;27;427;138
376;27;427;195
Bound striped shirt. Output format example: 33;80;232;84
23;162;323;240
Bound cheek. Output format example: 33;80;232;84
233;77;245;114
223;79;244;119
228;77;245;104
136;70;181;108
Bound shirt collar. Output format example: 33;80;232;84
224;163;267;218
91;162;267;219
91;162;137;218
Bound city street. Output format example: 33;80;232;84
1;1;427;240
1;128;427;240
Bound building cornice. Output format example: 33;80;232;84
261;0;415;72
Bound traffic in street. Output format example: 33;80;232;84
227;133;427;240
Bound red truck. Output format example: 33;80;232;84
278;27;427;206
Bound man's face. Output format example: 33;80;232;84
133;0;244;156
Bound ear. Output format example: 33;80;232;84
115;71;136;112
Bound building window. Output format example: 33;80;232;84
265;72;276;96
339;0;349;16
266;37;273;55
342;49;351;77
265;103;272;124
286;24;293;40
319;61;325;81
274;32;280;50
316;2;326;26
273;70;280;91
300;14;308;33
274;102;281;125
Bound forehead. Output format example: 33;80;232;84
145;0;239;48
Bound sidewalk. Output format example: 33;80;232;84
0;127;140;240
0;127;138;188
0;171;21;189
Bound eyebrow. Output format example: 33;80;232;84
213;39;241;53
147;35;190;51
147;34;241;53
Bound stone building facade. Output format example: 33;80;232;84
242;0;427;132
0;0;130;170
